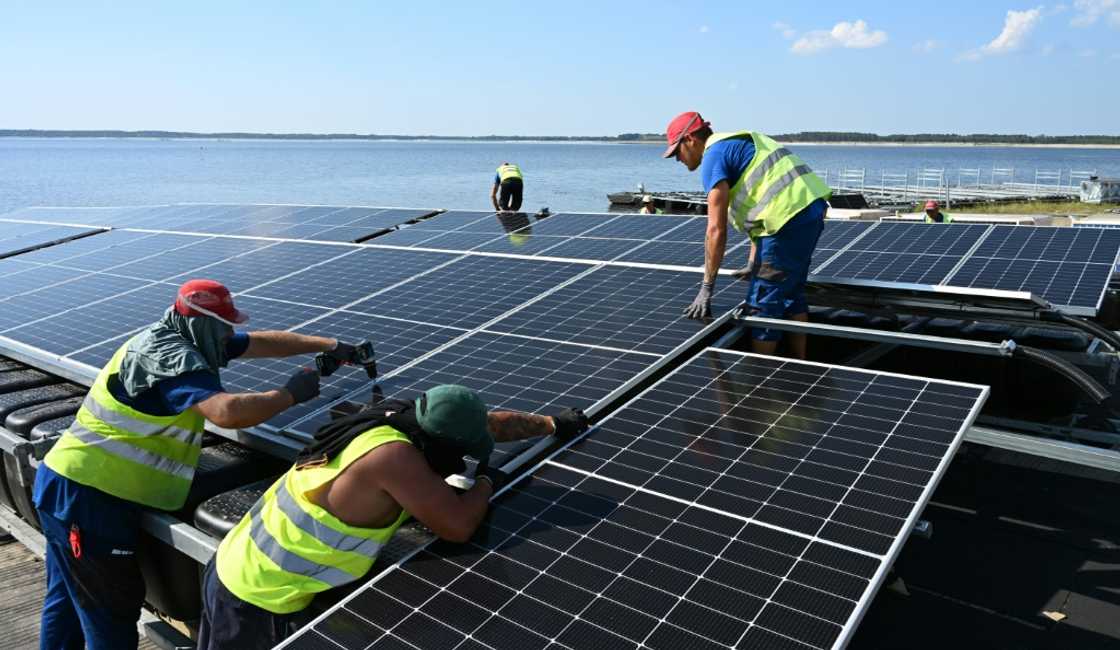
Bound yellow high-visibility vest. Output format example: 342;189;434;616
215;425;412;614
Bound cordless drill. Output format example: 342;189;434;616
315;340;378;379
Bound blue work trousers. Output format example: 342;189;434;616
37;506;144;650
747;203;826;341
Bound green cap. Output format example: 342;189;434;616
415;384;493;465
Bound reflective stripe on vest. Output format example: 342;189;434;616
497;164;523;182
43;337;205;510
705;131;830;239
215;424;412;614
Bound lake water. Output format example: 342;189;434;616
1;138;1117;215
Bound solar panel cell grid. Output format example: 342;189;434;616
285;349;984;650
287;331;656;437
245;248;458;309
347;256;588;329
485;265;745;355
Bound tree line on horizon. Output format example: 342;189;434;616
3;129;1119;145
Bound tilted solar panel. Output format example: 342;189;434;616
944;226;1120;312
280;349;986;650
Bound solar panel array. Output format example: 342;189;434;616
0;209;745;438
282;348;987;650
0;203;440;243
811;221;1120;314
369;210;748;268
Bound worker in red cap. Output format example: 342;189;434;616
663;111;831;358
923;199;952;223
33;278;366;650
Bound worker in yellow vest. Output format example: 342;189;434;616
33;279;366;650
663;111;831;359
491;162;524;212
198;384;589;649
923;199;953;223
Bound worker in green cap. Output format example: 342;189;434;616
198;384;589;650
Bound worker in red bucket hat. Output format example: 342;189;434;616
34;278;366;649
662;111;831;359
923;199;953;223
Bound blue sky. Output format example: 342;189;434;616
2;1;1117;136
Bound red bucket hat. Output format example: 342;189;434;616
662;111;710;158
174;279;249;326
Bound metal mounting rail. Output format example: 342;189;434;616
734;315;1019;357
965;425;1120;474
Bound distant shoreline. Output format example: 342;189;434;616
2;131;1119;149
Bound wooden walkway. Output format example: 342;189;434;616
0;537;159;650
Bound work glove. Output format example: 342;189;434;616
475;463;509;492
730;265;752;281
552;408;590;441
683;280;715;320
325;340;358;364
284;368;321;405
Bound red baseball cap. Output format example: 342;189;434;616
662;111;710;158
174;279;249;326
924;200;940;210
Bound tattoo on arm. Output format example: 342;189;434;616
488;411;554;442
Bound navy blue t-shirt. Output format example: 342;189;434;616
700;135;756;193
33;332;251;522
107;331;250;416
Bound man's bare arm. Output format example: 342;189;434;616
704;181;731;284
490;184;500;211
487;411;555;443
193;390;293;429
240;331;337;359
373;442;493;543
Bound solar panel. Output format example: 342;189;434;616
107;236;274;281
347;256;590;329
34;233;205;272
283;349;986;650
580;215;702;241
0;220;108;258
400;231;501;252
245;248;460;309
616;240;748;269
509;213;617;237
2;204;440;243
470;234;575;256
286;330;659;437
366;228;454;247
812;221;875;260
175;241;361;291
943;226;1120;311
486;265;745;355
420;210;498;230
531;237;647;261
1;281;170;354
812;223;989;285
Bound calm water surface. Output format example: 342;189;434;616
1;138;1117;215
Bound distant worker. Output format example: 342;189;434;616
663;111;830;359
198;384;590;650
639;195;664;214
491;161;524;212
34;279;368;650
923;199;952;223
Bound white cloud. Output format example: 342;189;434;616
982;7;1043;54
772;21;797;39
1071;0;1120;26
699;25;709;33
913;39;941;53
791;19;888;55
